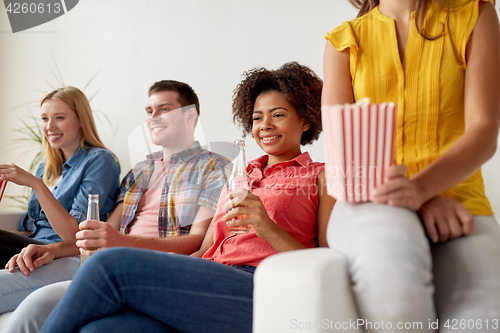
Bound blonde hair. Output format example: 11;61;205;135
40;86;118;185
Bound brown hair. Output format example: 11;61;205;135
148;80;200;117
232;62;323;146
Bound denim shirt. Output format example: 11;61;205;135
18;146;121;243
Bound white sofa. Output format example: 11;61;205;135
0;211;26;234
253;248;362;333
0;313;12;331
0;214;358;332
253;221;500;333
0;211;28;330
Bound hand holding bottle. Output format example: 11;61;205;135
79;194;99;265
223;188;280;240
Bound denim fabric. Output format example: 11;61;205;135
230;265;257;274
40;248;254;333
2;266;257;328
79;311;179;333
18;147;120;243
0;257;79;314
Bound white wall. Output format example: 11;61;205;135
0;0;499;215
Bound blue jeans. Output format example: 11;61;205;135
40;248;254;333
0;255;79;314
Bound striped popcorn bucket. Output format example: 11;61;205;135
0;180;7;203
322;102;396;202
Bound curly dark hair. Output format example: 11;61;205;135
232;62;323;145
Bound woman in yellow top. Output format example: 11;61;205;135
323;0;500;331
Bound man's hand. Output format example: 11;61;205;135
76;220;126;257
5;244;56;276
418;196;474;243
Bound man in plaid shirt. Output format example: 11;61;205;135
1;81;229;322
76;80;229;256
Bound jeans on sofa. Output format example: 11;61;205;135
40;248;254;333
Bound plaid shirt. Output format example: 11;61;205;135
118;142;229;237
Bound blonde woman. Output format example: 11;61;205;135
0;86;120;266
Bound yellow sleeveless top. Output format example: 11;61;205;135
326;0;494;215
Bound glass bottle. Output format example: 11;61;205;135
79;194;99;265
226;139;251;233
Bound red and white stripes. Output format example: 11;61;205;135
322;102;396;202
0;180;7;203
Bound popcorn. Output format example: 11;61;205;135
0;180;7;203
322;101;396;202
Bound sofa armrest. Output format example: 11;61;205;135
0;211;28;235
253;248;361;333
0;312;13;331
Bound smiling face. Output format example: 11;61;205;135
145;90;192;150
40;99;82;160
251;91;310;166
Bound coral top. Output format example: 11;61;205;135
202;152;324;267
325;0;494;215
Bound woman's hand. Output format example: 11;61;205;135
372;165;426;210
5;244;56;276
418;196;474;243
222;189;278;240
0;164;40;188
